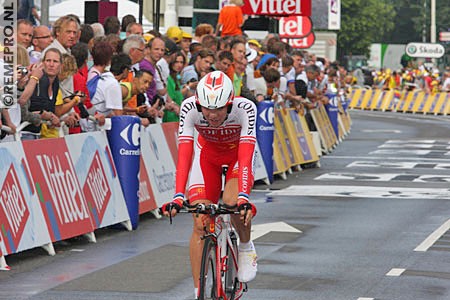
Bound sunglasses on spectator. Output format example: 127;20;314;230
34;35;52;39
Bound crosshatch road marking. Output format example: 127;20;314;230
414;219;450;252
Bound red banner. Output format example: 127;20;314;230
82;151;112;226
242;0;311;16
0;165;30;253
279;16;312;39
281;32;315;49
139;155;158;214
22;139;95;242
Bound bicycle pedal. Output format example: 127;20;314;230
242;282;248;292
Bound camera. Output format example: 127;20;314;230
17;66;28;76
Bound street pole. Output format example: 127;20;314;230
41;0;49;26
430;0;436;43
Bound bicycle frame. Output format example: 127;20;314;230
179;202;247;300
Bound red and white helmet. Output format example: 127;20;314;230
196;71;234;109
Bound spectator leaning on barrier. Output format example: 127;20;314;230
0;45;31;142
88;41;123;118
30;25;54;64
19;48;62;140
181;49;215;95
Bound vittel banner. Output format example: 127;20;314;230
65;132;130;229
0;142;51;255
22;139;95;242
242;0;312;16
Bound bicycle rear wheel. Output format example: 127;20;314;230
198;237;219;300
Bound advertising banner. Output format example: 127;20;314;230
65;132;130;229
140;125;176;207
242;0;312;16
275;109;297;166
161;122;179;164
107;116;141;229
22;139;95;242
272;127;290;174
138;155;158;214
324;95;339;139
256;101;275;183
0;142;51;255
289;110;319;163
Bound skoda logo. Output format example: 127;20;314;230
407;45;417;55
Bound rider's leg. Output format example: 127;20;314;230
189;200;211;289
223;178;257;282
222;178;251;242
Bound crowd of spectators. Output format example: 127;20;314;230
1;13;369;142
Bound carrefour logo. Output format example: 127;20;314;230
258;106;275;131
119;123;140;156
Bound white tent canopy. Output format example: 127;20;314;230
49;0;154;31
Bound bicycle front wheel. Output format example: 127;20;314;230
198;237;219;300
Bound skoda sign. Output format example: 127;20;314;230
405;43;445;58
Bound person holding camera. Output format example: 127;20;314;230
18;48;62;140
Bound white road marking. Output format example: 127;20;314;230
315;172;401;181
357;298;375;300
347;161;450;170
414;219;450;252
370;149;436;155
378;144;434;149
325;155;450;162
361;129;402;133
251;222;302;241
386;139;436;143
386;268;406;276
268;185;450;200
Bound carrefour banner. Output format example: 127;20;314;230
141;125;176;207
65;132;130;229
0;142;51;256
107;116;141;229
325;94;339;138
22;139;95;243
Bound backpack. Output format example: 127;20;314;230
86;71;103;100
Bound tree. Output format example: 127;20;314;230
337;0;395;59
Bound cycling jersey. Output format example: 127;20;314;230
176;96;257;203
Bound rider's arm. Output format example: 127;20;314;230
236;99;257;204
174;98;197;199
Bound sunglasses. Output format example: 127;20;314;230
34;35;52;39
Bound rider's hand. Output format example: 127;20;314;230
161;194;185;217
237;196;257;227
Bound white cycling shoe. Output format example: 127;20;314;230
237;247;258;282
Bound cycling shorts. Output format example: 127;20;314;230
188;141;239;203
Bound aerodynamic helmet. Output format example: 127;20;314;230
195;71;234;109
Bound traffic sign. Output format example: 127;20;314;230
439;32;450;42
405;43;445;58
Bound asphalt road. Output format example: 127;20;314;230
2;109;450;300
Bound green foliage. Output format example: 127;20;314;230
338;0;450;59
337;0;396;59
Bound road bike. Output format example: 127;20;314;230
173;201;248;300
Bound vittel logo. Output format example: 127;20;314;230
0;165;29;251
83;151;111;222
36;152;90;224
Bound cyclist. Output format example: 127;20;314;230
162;70;258;299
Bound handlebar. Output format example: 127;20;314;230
181;201;239;215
